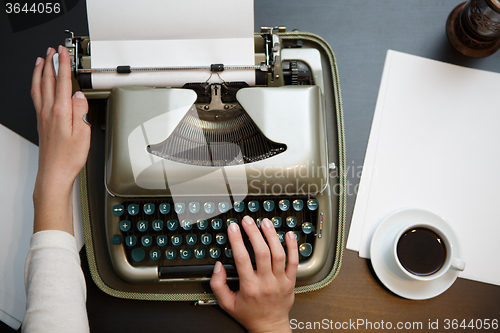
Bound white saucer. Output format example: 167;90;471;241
370;208;463;300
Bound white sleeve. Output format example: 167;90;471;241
22;230;89;333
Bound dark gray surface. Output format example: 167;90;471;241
257;0;500;226
1;0;499;332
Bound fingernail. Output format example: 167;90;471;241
263;218;272;229
58;45;63;54
214;261;222;274
229;222;239;233
287;231;296;240
35;57;42;66
74;91;85;99
46;47;52;55
243;216;254;225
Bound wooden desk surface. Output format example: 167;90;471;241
290;250;500;332
1;0;499;332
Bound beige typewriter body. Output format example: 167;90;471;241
68;30;336;283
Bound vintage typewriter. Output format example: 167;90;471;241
68;27;344;294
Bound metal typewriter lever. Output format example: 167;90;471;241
206;84;231;111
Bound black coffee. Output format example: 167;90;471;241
396;227;447;276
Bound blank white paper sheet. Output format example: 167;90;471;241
347;50;500;286
0;124;84;329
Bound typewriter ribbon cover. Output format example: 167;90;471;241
106;86;328;203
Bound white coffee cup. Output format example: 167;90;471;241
393;223;465;281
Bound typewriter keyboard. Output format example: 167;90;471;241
111;197;320;277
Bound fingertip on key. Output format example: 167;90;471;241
229;222;239;233
262;218;273;229
243;215;254;225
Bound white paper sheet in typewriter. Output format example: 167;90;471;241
347;50;500;286
86;0;256;88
